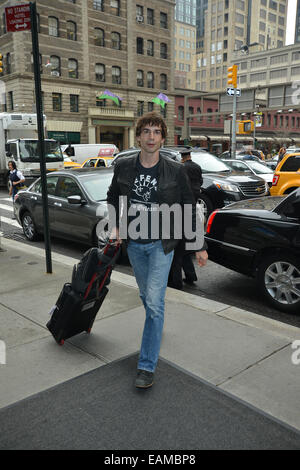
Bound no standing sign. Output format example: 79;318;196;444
5;4;31;32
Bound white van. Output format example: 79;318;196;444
61;144;119;164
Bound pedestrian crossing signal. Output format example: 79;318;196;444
227;65;238;88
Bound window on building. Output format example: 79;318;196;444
160;74;167;90
160;12;168;29
112;32;121;49
6;53;11;74
147;40;154;56
95;63;105;81
93;0;104;11
137;37;144;54
50;55;61;76
148;102;154;112
160;104;167;118
68;59;78;78
112;66;121;84
137;70;144;87
52;93;62;111
111;0;120;16
178;105;184;121
8;91;13;110
48;17;59;36
95;28;105;46
147;71;154;88
207;108;213;122
136;5;144;17
66;21;77;40
70;94;79;112
147;8;154;25
137;101;144;116
96;98;106;107
3;13;7;34
160;43;167;59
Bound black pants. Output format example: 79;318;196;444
168;240;197;289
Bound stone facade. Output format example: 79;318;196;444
0;0;176;147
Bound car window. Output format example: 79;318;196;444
46;176;60;196
80;172;113;201
191;153;231;173
96;159;106;167
246;161;273;174
31;179;42;193
56;176;83;199
280;156;300;172
227;161;248;172
83;159;97;168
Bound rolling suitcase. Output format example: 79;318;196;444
47;242;120;345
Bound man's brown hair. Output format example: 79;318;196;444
135;112;168;139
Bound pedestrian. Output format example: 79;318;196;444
168;149;204;289
277;147;286;165
8;160;25;203
107;112;208;388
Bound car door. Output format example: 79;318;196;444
54;175;92;242
27;175;59;232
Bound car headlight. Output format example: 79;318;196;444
213;181;240;193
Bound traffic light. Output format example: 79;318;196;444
237;120;254;134
0;54;3;74
227;64;238;88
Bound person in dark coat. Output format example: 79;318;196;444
168;149;204;289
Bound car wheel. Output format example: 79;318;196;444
197;194;213;220
22;212;40;241
257;254;300;314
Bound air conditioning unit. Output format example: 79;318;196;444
136;15;144;23
51;70;60;77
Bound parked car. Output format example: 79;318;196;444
265;155;279;171
205;188;300;313
222;159;274;187
61;144;118;164
80;157;113;168
112;148;269;218
14;168;113;246
270;153;300;196
220;151;261;161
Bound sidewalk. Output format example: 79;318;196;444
0;238;300;447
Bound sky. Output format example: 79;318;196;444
286;0;297;45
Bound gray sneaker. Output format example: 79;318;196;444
135;369;154;389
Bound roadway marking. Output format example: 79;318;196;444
0;215;20;228
0;204;13;213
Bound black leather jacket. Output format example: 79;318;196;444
107;152;207;254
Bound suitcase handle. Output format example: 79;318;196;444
83;243;120;300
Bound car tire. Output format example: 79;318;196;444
21;211;40;241
257;253;300;314
197;194;213;220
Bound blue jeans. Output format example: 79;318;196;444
127;240;174;373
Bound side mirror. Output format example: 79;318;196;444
67;195;86;205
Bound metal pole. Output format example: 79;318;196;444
30;2;52;274
253;117;256;149
232;89;237;159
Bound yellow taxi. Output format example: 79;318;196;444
80;157;113;168
63;155;81;169
270;152;300;196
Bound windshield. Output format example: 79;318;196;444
191;152;232;173
80;172;113;201
19;140;63;163
246;161;273;174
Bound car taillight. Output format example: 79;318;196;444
272;175;280;186
206;210;219;234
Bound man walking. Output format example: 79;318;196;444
168;148;203;289
107;113;207;388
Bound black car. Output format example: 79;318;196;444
14;168;113;246
112;148;269;218
205;189;300;313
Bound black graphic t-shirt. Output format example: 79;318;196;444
128;158;159;243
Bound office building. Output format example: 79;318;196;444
0;0;175;146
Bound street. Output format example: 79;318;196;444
1;189;299;328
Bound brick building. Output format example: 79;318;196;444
0;0;175;148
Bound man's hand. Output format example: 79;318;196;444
110;227;122;244
195;250;208;267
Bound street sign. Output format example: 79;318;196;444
5;4;31;33
227;87;241;97
254;112;262;127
